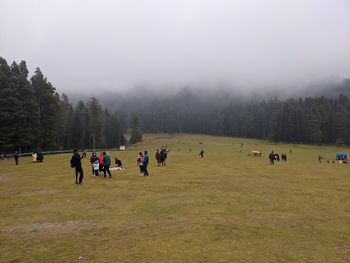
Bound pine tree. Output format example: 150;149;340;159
87;97;105;149
0;58;18;150
31;68;60;150
129;113;142;144
307;105;323;144
11;61;37;151
71;101;89;149
57;93;73;149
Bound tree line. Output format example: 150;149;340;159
136;89;350;146
1;57;350;152
0;57;133;152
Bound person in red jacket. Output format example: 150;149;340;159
98;152;104;176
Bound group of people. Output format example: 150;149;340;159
90;152;112;178
1;151;40;165
155;148;168;166
70;150;126;185
268;151;288;165
32;151;44;163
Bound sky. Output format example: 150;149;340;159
0;0;349;94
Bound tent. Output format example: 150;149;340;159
336;153;348;160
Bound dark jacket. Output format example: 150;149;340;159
143;154;149;165
104;155;111;166
71;153;82;168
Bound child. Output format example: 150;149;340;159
93;160;99;176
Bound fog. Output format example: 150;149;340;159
1;0;349;95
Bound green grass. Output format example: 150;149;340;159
0;134;350;263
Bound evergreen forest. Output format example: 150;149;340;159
1;57;350;152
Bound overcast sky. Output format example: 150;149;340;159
0;0;349;93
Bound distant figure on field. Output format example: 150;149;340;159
32;152;37;162
70;150;84;185
98;153;104;176
275;154;280;162
37;152;44;162
281;153;287;162
112;157;124;171
103;152;112;178
269;151;275;165
93;159;99;176
160;148;167;166
290;149;293;154
14;151;19;165
115;157;123;168
137;152;144;176
318;155;322;163
199;150;204;158
143;150;149;176
155;149;161;166
90;152;98;175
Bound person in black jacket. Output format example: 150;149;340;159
14;151;19;165
90;152;98;175
269;151;275;165
71;150;84;185
143;150;149;176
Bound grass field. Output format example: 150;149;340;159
0;134;350;263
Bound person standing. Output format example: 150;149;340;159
93;159;99;177
103;152;112;178
70;150;84;185
98;152;104;176
143;150;149;176
269;151;275;165
199;150;204;158
155;149;161;166
14;151;19;165
90;152;98;175
137;152;144;176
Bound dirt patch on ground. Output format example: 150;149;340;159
18;189;58;197
83;202;105;210
0;175;11;182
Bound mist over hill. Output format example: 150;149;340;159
68;77;350;111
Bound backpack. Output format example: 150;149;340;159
70;156;76;168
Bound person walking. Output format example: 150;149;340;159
103;152;112;178
14;151;19;165
143;150;149;176
269;151;275;165
70;150;84;185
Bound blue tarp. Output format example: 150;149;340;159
336;153;348;160
336;153;348;157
